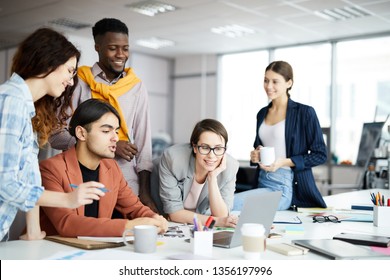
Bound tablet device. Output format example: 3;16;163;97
292;239;389;260
333;233;390;247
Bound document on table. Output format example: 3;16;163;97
273;212;302;224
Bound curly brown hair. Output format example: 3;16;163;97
11;28;81;147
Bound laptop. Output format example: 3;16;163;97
213;191;281;248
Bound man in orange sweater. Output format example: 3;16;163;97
40;99;167;237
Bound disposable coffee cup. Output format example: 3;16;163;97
260;147;275;166
123;225;158;253
241;223;266;260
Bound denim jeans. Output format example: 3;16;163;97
233;168;293;211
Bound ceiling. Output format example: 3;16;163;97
1;0;390;58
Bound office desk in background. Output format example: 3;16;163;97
1;189;389;260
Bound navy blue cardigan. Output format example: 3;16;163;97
253;98;327;208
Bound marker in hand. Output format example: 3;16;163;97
70;183;109;193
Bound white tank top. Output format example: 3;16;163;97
259;120;290;170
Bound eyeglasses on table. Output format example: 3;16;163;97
312;215;340;223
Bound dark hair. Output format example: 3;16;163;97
69;99;121;138
92;18;128;41
190;119;228;155
11;27;81;147
265;61;294;98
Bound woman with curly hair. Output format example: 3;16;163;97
0;27;106;241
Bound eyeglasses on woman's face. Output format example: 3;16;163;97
196;145;226;156
64;64;77;81
312;215;340;223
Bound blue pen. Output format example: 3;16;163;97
70;183;109;193
370;192;376;205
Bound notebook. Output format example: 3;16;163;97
213;191;281;248
45;235;126;250
292;239;390;260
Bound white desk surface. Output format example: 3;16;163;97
1;189;389;260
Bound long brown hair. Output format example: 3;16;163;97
11;27;81;147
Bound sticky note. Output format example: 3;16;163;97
285;225;304;234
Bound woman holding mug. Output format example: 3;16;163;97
234;61;327;211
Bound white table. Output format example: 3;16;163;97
1;189;389;260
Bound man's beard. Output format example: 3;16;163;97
109;65;124;77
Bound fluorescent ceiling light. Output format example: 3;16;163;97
314;6;370;21
136;37;175;49
211;24;255;38
48;18;91;30
126;0;178;17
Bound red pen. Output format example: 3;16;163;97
203;216;214;230
387;198;390;207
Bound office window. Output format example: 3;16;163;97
334;37;390;163
218;51;269;161
273;44;332;127
219;37;390;165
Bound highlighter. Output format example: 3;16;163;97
70;183;109;193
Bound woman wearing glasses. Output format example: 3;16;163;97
151;119;239;227
0;28;106;241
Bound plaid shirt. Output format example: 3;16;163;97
0;73;44;240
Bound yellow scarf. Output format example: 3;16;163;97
78;66;140;141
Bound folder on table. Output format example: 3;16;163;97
45;235;126;250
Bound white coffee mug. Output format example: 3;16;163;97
241;223;266;260
123;225;158;253
260;147;275;166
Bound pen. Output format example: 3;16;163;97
370;192;376;205
193;214;199;231
203;216;214;231
70;183;109;193
375;193;379;206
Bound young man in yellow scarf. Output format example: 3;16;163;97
49;18;158;213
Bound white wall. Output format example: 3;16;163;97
0;50;7;82
172;54;218;143
0;48;17;82
132;53;173;138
